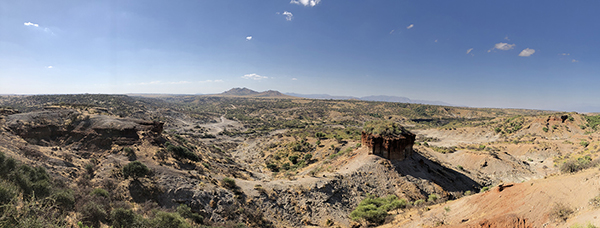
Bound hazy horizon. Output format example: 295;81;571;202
1;1;599;112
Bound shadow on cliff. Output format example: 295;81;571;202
391;150;481;197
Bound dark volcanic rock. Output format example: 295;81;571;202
361;130;415;161
5;109;163;149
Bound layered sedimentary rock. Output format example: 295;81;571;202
361;129;415;161
5;109;163;149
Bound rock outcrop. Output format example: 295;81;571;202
5;109;163;149
361;129;415;161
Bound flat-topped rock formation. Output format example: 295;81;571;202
361;120;416;160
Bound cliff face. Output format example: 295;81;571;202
361;130;416;161
5;109;164;149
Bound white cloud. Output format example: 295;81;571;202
559;53;570;56
291;78;298;80
488;42;515;52
246;36;252;41
434;39;438;43
46;66;53;69
242;73;268;80
466;48;473;54
495;42;515;50
290;0;321;7
518;48;535;57
389;30;394;34
283;11;293;21
406;24;414;29
504;36;510;41
24;22;39;27
572;59;579;63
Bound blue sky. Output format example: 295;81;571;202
1;1;599;111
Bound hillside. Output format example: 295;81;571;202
0;94;599;227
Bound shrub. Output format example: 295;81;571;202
124;147;136;160
428;194;438;202
0;180;17;205
478;145;486;150
560;156;598;173
111;208;138;228
363;120;408;137
52;189;75;211
122;161;150;179
177;204;204;224
349;194;407;224
543;127;549;132
85;163;95;176
221;177;236;189
80;201;108;228
414;199;425;206
589;194;600;208
288;155;299;164
549;202;573;222
281;162;291;170
581;141;590;148
304;154;312;162
480;186;490;193
90;188;110;198
148;211;191;228
166;143;199;161
266;163;279;172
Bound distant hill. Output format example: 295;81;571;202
218;88;291;98
220;88;260;96
285;93;452;106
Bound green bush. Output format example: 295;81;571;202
349;195;407;224
166;143;199;161
111;208;138;228
304;154;312;162
80;201;108;228
363;120;408;137
281;162;291;170
266;163;279;172
543;127;549;132
90;188;110;198
122;161;150;179
52;189;75;211
148;211;191;228
480;186;490;193
549;202;573;222
288;155;299;164
0;180;17;205
428;194;438;202
560;156;598;173
221;177;236;189
177;204;204;224
581;140;590;148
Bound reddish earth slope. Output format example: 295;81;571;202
385;168;600;228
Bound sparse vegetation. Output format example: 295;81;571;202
122;161;150;179
549;202;573;222
349;194;408;224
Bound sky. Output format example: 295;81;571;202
1;1;599;111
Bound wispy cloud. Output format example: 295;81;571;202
504;36;510;41
24;21;55;35
242;73;268;80
406;24;414;29
466;48;473;54
24;22;39;27
246;36;252;41
488;42;515;52
46;66;53;69
291;78;298;81
559;53;570;56
572;59;579;63
283;11;293;21
434;39;438;43
518;48;535;57
389;30;394;34
290;0;321;7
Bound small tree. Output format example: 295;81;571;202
122;161;150;179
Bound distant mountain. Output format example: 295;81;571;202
285;93;452;106
220;88;259;96
218;88;292;98
285;93;358;100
